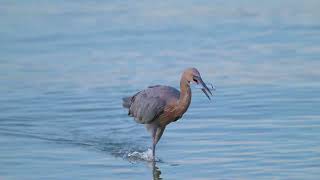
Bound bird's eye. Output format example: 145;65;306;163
193;78;198;83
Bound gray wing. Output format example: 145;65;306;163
123;85;180;124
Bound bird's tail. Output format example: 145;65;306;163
122;96;132;109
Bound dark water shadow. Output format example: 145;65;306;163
152;161;162;180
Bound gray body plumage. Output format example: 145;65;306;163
123;85;180;124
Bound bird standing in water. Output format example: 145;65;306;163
122;67;213;161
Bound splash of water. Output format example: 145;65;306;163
127;148;158;162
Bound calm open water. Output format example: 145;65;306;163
1;1;320;179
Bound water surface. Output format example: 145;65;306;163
1;1;320;179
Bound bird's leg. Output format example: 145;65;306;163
152;127;166;161
151;127;157;161
146;124;165;161
152;142;156;161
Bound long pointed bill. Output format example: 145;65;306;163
198;77;213;100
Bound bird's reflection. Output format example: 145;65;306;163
151;161;162;180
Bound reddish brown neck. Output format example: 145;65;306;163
177;77;192;115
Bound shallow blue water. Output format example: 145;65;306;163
1;1;320;179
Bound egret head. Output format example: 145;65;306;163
182;67;213;100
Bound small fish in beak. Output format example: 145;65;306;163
193;76;214;100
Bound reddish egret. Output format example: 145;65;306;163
122;67;213;160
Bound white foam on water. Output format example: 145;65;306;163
127;148;158;162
